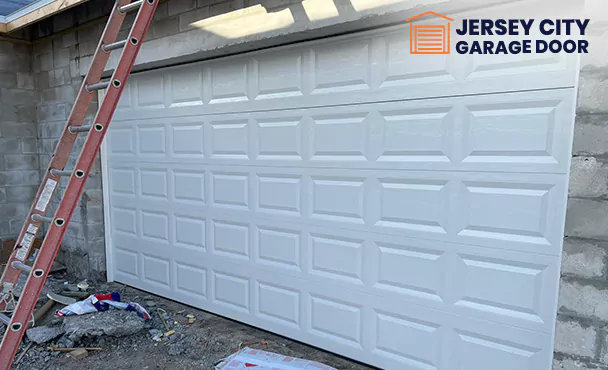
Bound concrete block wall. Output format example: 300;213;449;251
0;39;38;245
554;2;608;369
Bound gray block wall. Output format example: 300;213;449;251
0;39;38;246
553;7;608;370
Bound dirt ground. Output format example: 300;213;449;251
7;271;375;370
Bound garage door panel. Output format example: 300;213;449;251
114;24;575;121
109;163;566;255
105;20;575;369
109;200;559;334
110;89;574;174
111;245;552;370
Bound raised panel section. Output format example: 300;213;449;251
209;120;249;159
462;101;559;165
138;125;166;154
143;254;170;287
115;248;138;277
311;114;368;161
256;52;303;99
210;61;248;103
373;311;441;369
310;295;361;346
382;33;454;87
375;243;444;303
311;177;364;223
378;108;452;163
137;75;165;108
458;182;551;245
113;208;136;235
176;263;206;297
312;41;370;94
455;255;545;323
258;174;301;215
257;281;300;326
109;128;134;154
172;123;204;155
175;215;205;249
377;179;448;234
455;331;543;370
257;227;300;270
257;118;302;159
173;170;204;203
111;168;135;195
310;234;363;283
212;172;249;209
212;221;249;259
213;271;249;311
140;170;167;198
141;211;169;241
170;66;203;107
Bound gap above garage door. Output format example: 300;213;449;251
101;11;577;370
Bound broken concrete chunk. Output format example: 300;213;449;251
168;341;186;356
63;310;145;342
26;326;65;344
68;348;88;360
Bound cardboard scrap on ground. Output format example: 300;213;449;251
214;347;337;370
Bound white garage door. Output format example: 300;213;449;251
103;20;576;370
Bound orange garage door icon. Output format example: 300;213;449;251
407;11;454;54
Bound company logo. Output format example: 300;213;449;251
407;12;590;55
406;11;454;54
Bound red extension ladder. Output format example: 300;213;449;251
0;0;158;367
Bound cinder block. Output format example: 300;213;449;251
53;47;70;69
562;238;608;278
149;17;179;40
559;280;608;321
554;318;597;358
0;72;17;88
38;121;64;139
578;67;608;115
553;358;602;370
49;68;69;87
0;204;21;219
6;186;38;202
1;122;36;137
4;155;39;171
168;0;197;16
17;106;36;123
565;198;608;240
0;172;23;186
569;157;608;199
21;171;40;185
39;52;53;71
37;104;67;122
16;72;34;89
21;138;38;154
574;114;608;157
178;6;210;32
0;188;6;204
62;32;78;48
0;88;36;106
0;138;21;153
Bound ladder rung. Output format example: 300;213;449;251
68;124;92;133
119;0;143;14
85;81;110;92
0;313;9;326
10;262;31;274
102;39;127;53
50;169;72;177
31;214;53;223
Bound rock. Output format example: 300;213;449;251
56;336;74;349
149;329;162;336
26;326;65;344
63;310;145;342
145;300;157;308
168;341;187;356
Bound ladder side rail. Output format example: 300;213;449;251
0;0;132;311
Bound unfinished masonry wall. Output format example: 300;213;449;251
0;38;37;248
554;1;608;369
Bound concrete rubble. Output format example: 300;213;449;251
63;310;146;342
26;326;64;345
